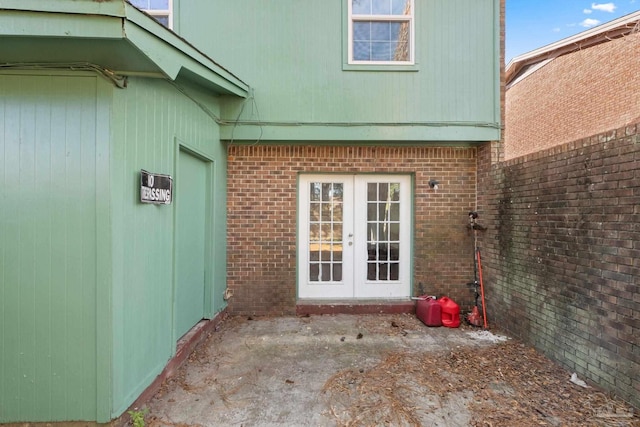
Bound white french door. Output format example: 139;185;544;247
298;174;412;299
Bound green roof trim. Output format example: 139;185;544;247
0;0;249;97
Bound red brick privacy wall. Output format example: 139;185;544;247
477;123;640;409
226;145;479;316
505;32;640;160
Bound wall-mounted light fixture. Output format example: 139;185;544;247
428;179;439;190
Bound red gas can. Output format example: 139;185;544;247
438;296;461;328
416;296;442;327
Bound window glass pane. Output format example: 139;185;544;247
355;22;409;61
367;223;377;242
308;181;347;283
354;42;371;61
390;262;399;280
321;183;332;201
149;0;169;9
372;0;391;15
367;202;377;221
332;244;343;261
320;263;331;281
310;245;320;261
309;224;320;242
378;203;387;223
333;264;343;281
371;22;390;41
392;0;411;15
353;22;370;41
309;203;320;221
321;223;332;240
310;263;319;281
378;183;388;200
390;183;400;201
367;182;377;201
371;43;391;61
352;0;372;14
354;0;409;16
378;224;389;242
333;223;343;241
390;22;404;41
394;41;409;61
130;0;149;8
390;243;400;261
350;0;412;63
390;203;399;221
310;183;321;201
367;262;377;280
333;184;343;202
154;15;169;26
320;203;332;222
378;262;388;280
321;247;331;262
390;222;400;241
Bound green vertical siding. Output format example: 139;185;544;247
109;77;227;417
175;0;501;142
0;73;101;422
0;72;228;423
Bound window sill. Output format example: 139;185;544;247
342;63;419;72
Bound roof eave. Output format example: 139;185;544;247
0;0;249;98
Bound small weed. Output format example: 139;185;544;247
128;407;149;427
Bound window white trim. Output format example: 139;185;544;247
347;0;415;65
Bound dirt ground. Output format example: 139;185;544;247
144;314;639;427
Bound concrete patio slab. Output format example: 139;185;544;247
144;314;511;427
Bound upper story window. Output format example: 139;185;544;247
130;0;173;28
348;0;414;65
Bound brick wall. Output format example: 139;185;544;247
227;145;479;316
505;31;640;160
478;123;640;409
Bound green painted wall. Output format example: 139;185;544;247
109;77;228;418
0;73;105;422
0;71;228;422
175;0;501;142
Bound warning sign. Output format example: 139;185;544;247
140;170;173;204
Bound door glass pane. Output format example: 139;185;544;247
366;181;401;282
309;224;320;242
308;182;344;282
309;203;320;221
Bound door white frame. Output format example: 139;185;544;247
298;174;412;299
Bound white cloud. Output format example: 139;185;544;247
583;8;593;13
553;27;561;32
591;2;617;12
580;18;601;27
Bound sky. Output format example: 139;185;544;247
506;0;639;63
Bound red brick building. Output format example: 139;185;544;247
505;12;640;159
488;11;640;409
